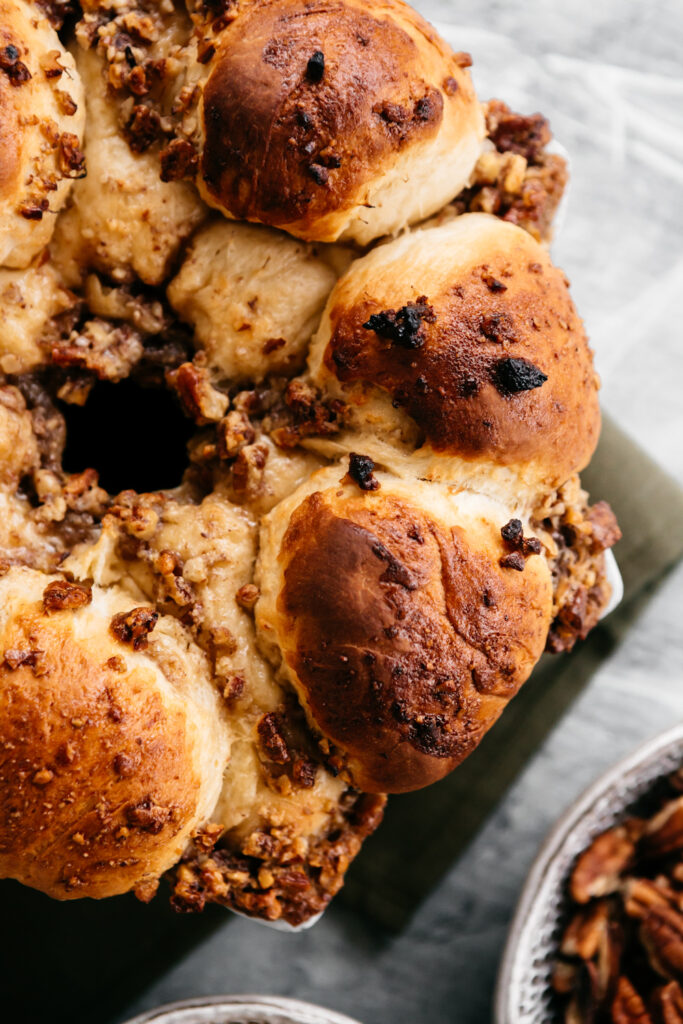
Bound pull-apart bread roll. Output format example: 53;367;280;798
309;213;600;493
0;564;229;900
0;0;84;267
0;0;618;924
52;45;205;287
257;466;552;793
193;0;484;243
168;220;340;383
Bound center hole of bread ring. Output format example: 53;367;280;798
61;378;194;494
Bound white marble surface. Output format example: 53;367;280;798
117;3;683;1022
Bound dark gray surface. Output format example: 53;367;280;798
7;4;683;1023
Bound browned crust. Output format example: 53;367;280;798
0;599;202;899
170;790;386;925
275;489;551;793
0;32;22;201
200;0;466;233
325;233;601;483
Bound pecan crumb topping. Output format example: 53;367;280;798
257;712;290;765
236;583;260;611
126;797;171;834
110;607;159;651
43;579;92;614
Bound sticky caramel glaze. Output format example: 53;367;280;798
199;0;482;241
313;214;601;490
258;470;552;793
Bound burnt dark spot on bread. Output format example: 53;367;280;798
307;162;329;185
325;232;599;480
363;297;435;350
493;357;547;395
110;607;159;651
348;452;380;491
0;45;31;86
305;50;325;83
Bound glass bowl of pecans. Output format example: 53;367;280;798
122;996;363;1024
495;723;683;1024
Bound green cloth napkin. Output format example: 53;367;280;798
340;414;683;931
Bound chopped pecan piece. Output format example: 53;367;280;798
611;977;653;1023
110;607;159;651
167;362;228;424
641;904;683;980
235;583;259;611
232;442;269;501
587;501;622;553
257;712;290;765
4;648;47;674
652;981;683;1023
486;99;552;162
639;798;683;858
43;579;92;614
561;901;610;961
160;138;199;182
126;797;171;834
217;410;255;458
571;825;639;904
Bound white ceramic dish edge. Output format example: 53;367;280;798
119;994;362;1024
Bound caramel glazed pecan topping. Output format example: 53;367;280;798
555;770;683;1023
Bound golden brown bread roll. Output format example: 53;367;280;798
0;0;85;267
194;0;484;243
308;213;601;492
256;462;552;793
0;564;230;900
